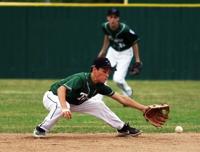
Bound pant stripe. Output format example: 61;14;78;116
47;94;58;119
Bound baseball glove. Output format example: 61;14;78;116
144;104;170;127
129;62;143;76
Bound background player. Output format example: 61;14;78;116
98;8;142;97
33;57;148;138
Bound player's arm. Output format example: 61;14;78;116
132;42;141;63
100;85;147;112
98;35;110;58
127;28;141;63
110;92;147;113
57;86;72;119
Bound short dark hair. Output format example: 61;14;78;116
107;8;120;17
91;57;116;71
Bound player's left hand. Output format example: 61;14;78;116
62;109;72;119
129;62;143;76
143;104;170;127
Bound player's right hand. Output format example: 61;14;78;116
62;109;72;119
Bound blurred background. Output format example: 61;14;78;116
0;0;198;3
1;0;123;2
0;0;199;79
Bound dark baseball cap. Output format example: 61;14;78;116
92;57;116;71
107;8;120;17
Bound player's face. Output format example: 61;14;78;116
107;15;119;30
93;67;111;83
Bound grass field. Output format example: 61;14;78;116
0;79;199;133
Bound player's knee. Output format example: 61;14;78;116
95;101;107;110
113;76;124;84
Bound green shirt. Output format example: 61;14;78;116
102;22;139;51
50;72;114;105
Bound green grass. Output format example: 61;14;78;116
0;79;200;133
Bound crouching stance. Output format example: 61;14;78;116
33;57;148;138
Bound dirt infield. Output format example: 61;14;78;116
0;133;200;152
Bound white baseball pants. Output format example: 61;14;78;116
38;91;124;132
93;47;133;101
106;47;133;90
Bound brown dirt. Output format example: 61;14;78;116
0;133;200;152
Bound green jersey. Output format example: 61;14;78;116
50;72;114;105
102;22;139;51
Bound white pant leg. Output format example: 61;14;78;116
113;48;133;85
110;48;133;95
70;98;124;130
38;91;124;131
106;47;118;67
90;93;104;101
106;47;133;95
38;91;63;132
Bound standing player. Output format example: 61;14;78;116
33;57;148;138
98;8;142;97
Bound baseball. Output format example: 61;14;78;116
175;126;183;133
161;109;167;115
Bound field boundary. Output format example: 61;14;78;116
0;2;200;8
1;133;200;152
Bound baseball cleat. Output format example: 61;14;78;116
117;123;142;137
116;83;133;97
122;89;133;97
33;126;46;138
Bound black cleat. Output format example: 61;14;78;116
33;126;46;138
117;123;142;137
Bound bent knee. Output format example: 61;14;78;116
113;76;124;84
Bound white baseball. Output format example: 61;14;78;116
162;109;167;115
175;126;183;133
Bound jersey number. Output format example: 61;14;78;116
77;92;88;102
